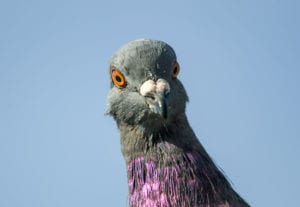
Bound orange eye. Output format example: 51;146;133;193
172;62;180;79
111;69;126;88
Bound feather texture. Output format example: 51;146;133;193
107;39;250;206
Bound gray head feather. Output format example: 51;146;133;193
107;39;188;130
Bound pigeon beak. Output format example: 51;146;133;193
140;79;170;119
149;93;169;119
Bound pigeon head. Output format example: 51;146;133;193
107;39;188;130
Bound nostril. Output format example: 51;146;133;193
145;93;155;101
164;91;170;98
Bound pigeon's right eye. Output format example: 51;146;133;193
112;69;126;88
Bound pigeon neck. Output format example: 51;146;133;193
118;113;194;163
118;115;246;206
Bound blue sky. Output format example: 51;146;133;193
0;0;299;206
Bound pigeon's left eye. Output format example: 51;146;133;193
172;62;180;79
112;69;126;88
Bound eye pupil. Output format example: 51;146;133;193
172;62;180;78
115;75;122;82
173;67;178;74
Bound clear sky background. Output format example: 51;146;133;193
0;1;299;206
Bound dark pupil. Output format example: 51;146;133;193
173;67;178;74
115;75;122;82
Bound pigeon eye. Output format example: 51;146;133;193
112;69;126;88
172;62;180;79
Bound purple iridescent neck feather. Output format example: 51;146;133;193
118;115;249;207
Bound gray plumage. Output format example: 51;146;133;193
107;39;249;207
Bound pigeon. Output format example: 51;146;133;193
107;39;250;207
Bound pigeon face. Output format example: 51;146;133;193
107;39;188;130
